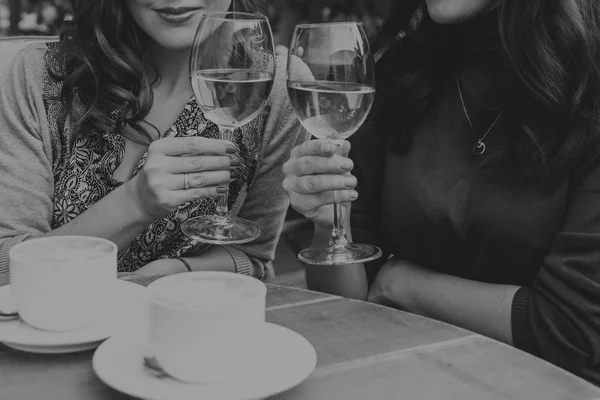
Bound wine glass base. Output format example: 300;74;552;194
181;216;261;245
298;243;382;266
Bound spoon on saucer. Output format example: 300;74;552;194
0;289;18;320
143;357;170;380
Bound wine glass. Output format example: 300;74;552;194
182;12;276;245
287;22;382;265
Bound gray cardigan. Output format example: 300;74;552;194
0;43;308;280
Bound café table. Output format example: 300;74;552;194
1;276;600;400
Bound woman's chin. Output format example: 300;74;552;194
426;0;501;25
153;35;195;52
428;7;472;25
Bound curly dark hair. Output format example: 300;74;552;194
375;0;600;186
56;0;268;143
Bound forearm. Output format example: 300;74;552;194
45;181;155;249
372;260;520;345
133;245;239;278
183;246;237;273
305;223;369;300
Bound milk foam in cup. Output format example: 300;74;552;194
9;236;117;331
147;271;267;384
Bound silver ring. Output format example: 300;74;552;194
184;173;190;190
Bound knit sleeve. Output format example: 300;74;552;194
224;55;309;280
511;161;600;384
0;44;55;284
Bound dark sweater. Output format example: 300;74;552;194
350;14;600;384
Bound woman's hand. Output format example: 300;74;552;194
127;137;237;219
282;139;358;228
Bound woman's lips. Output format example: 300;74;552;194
155;7;203;24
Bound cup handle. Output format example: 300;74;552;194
0;286;18;319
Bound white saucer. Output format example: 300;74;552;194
93;323;317;400
0;280;148;354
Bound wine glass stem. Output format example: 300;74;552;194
330;190;349;250
215;126;235;224
329;140;349;250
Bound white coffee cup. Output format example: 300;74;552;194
147;271;267;384
9;236;118;332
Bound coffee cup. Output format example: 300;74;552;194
9;236;117;331
147;271;267;384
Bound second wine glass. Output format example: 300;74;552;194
287;22;382;265
182;11;275;245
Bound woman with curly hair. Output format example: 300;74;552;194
283;0;600;383
0;0;307;281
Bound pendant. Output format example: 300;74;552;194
472;140;486;156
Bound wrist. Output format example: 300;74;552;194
370;260;417;310
134;258;189;279
388;261;427;312
121;177;160;224
177;258;193;272
159;258;191;275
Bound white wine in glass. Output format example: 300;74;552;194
182;12;276;245
191;69;274;128
287;22;383;265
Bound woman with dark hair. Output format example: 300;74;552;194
283;0;600;383
0;0;307;281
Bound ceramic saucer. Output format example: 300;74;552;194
93;322;317;400
0;280;148;354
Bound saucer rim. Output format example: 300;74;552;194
2;339;102;354
92;322;317;400
0;280;146;347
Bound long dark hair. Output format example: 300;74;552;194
54;0;268;143
375;0;600;186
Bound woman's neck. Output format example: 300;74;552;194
146;43;193;96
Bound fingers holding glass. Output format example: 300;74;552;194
182;12;275;245
286;22;381;265
283;156;353;178
292;174;357;194
290;139;351;159
151;137;236;157
174;170;232;191
288;189;358;217
131;135;236;219
167;155;236;174
283;171;358;229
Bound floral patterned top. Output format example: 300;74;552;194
0;42;307;279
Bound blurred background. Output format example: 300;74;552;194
0;0;391;43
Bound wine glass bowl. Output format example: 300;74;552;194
287;22;382;265
182;12;276;245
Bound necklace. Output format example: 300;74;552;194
455;74;504;156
